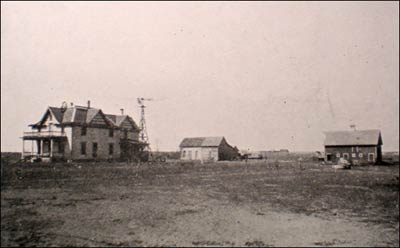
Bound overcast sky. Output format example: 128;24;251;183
1;1;399;152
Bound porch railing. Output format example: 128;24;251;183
23;131;66;138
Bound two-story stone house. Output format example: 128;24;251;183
22;102;140;162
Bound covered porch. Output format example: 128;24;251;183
22;131;68;162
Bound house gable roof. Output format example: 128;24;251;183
31;108;62;127
180;136;225;148
48;107;64;123
86;108;100;123
324;129;382;146
105;114;139;130
31;105;134;128
105;114;126;126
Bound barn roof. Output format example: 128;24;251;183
179;137;225;147
324;129;382;146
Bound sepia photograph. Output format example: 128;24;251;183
1;1;399;247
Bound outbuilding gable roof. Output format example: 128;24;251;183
324;129;382;146
180;136;225;147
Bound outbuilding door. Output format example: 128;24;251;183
368;153;374;162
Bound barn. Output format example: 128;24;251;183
179;136;239;161
323;129;383;165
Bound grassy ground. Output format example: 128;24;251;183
1;160;399;247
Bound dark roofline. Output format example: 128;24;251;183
325;144;379;147
179;136;225;148
180;145;220;148
323;129;382;146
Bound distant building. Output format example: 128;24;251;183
323;129;383;165
245;151;260;159
22;102;140;162
179;136;239;161
259;149;290;159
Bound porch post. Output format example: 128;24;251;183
36;140;40;155
40;140;44;158
50;139;53;158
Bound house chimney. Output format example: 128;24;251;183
70;102;74;107
120;108;124;115
61;101;67;112
87;100;91;109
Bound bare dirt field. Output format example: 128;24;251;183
1;160;399;247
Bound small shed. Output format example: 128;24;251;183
179;136;239;161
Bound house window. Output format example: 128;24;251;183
351;147;354;152
343;153;349;160
356;147;359;152
359;153;363;158
81;126;87;136
123;130;128;139
352;153;356;158
61;127;65;133
80;142;86;155
109;129;114;137
109;143;114;155
182;150;186;158
336;153;340;158
92;143;98;158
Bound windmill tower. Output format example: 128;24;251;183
137;97;153;151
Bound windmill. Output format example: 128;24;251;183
137;97;153;151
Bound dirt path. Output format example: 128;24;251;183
132;203;389;247
3;186;394;247
1;162;398;247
